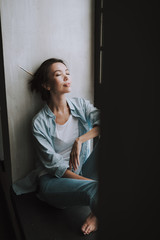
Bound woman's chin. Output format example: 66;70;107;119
65;87;71;93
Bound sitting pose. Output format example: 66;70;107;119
29;58;100;235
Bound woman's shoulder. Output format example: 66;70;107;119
67;97;90;107
32;104;52;128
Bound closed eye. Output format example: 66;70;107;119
55;73;61;76
53;69;70;76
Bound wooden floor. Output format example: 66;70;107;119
10;189;97;240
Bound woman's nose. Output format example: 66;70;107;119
64;74;69;81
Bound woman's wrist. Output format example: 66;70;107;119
63;169;92;181
76;137;83;144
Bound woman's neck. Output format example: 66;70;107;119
48;94;68;113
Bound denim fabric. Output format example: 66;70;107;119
13;97;100;195
37;141;99;216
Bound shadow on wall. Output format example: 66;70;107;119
11;75;44;182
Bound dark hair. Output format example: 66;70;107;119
29;58;66;101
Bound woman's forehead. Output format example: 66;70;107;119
50;62;68;72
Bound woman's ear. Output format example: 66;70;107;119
42;83;50;91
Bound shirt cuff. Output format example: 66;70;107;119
55;165;68;178
93;119;100;127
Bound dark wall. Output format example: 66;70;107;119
98;1;160;239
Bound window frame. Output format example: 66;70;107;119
94;0;104;108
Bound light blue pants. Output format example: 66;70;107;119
37;141;99;216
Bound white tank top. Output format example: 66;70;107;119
54;114;79;162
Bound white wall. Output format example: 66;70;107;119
0;0;94;182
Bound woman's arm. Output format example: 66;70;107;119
69;125;100;172
77;125;100;143
64;98;101;179
63;169;92;181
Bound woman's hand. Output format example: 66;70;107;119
69;138;82;171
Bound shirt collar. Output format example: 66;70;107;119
44;104;56;118
66;97;75;111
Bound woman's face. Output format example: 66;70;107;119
45;62;72;95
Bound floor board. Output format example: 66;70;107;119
11;190;97;240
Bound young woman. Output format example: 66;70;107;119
29;58;100;235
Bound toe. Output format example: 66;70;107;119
86;226;91;235
81;223;88;234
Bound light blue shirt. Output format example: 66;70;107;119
13;97;100;195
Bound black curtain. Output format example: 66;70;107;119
98;1;160;239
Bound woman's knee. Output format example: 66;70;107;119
38;176;98;210
85;180;98;200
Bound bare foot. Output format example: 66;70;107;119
81;212;98;235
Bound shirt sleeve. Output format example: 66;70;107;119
81;98;101;128
32;121;68;178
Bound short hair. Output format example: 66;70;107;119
29;58;66;102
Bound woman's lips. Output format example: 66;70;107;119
64;82;71;87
